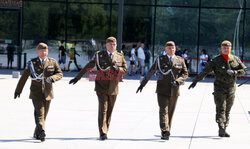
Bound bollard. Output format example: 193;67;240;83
12;71;20;78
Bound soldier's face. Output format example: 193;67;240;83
165;46;176;56
221;46;231;55
37;48;48;60
106;42;117;53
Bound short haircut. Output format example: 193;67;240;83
37;43;48;50
165;41;175;47
106;37;117;43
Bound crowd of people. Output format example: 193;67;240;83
127;42;151;76
127;42;212;76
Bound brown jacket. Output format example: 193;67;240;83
15;57;63;100
141;55;188;96
75;50;127;95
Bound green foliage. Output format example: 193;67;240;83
0;11;19;44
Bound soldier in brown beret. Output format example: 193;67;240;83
69;37;127;140
136;41;188;140
14;43;63;142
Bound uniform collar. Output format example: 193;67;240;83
107;50;114;59
39;57;47;65
167;55;175;60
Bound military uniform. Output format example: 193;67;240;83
192;54;246;131
140;53;188;136
74;50;127;138
15;57;63;139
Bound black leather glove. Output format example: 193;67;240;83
69;78;78;85
113;65;119;70
136;84;144;93
171;81;179;88
46;77;53;84
227;70;235;76
14;92;20;99
188;82;197;89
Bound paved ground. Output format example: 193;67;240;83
0;69;250;149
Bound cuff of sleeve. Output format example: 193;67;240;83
118;67;125;74
49;77;55;83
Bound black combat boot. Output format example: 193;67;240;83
100;134;108;140
161;131;170;140
224;128;230;137
218;124;226;137
39;131;46;142
33;133;40;140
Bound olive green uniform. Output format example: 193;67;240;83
192;54;246;128
15;57;63;136
74;51;127;136
140;54;188;132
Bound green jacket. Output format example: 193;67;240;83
193;54;247;84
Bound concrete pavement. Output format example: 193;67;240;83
0;70;249;149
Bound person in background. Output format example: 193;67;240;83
7;43;15;69
175;45;182;57
128;44;137;76
137;42;145;76
68;45;80;71
199;49;208;73
182;49;190;71
144;43;151;73
58;40;66;71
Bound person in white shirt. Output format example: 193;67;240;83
137;43;145;75
198;49;208;73
129;44;137;75
182;49;190;71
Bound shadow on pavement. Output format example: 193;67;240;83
0;137;165;143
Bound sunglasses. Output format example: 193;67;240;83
221;44;231;47
166;44;175;46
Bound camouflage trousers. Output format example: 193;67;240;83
213;81;236;127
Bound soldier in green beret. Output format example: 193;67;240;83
189;40;247;137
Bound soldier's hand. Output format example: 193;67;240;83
69;78;78;85
46;77;53;84
188;82;197;89
14;92;20;99
227;70;235;76
113;65;119;70
136;85;144;93
171;81;179;88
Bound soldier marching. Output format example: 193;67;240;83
189;40;247;137
14;43;63;142
69;37;127;140
136;41;188;140
10;39;248;141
